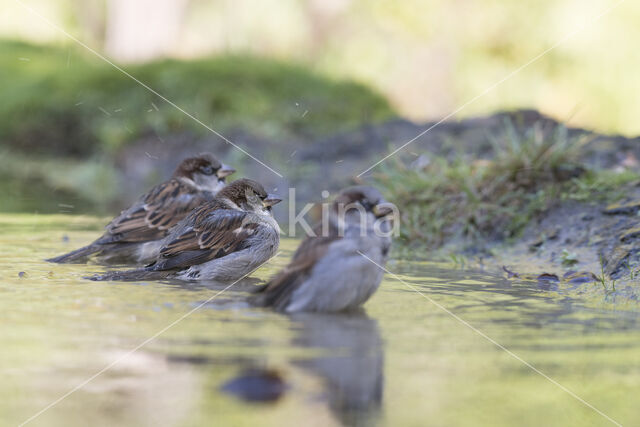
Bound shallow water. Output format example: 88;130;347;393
1;214;639;427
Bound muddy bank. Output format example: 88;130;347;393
490;185;640;297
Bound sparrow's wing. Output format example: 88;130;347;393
153;207;259;270
290;222;337;262
99;180;204;244
253;232;342;310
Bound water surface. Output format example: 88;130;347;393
1;214;639;426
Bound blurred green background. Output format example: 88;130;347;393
3;0;638;133
0;0;637;214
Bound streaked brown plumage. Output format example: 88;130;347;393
151;180;274;272
89;178;282;282
47;153;235;264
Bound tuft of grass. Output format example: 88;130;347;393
0;39;394;157
374;120;640;250
449;253;468;268
597;255;618;295
564;169;640;202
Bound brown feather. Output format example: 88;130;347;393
153;203;259;271
216;178;268;205
48;153;227;264
99;179;208;244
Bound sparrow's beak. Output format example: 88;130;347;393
263;194;282;207
217;164;236;179
372;202;395;218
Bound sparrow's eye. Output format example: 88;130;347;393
200;165;214;175
246;190;260;204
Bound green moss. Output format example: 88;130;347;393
374;121;640;251
0;39;394;157
565;170;640;203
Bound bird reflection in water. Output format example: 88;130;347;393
290;311;384;426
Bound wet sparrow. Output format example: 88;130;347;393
251;186;394;313
90;179;281;282
47;153;235;264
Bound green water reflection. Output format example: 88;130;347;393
1;214;638;426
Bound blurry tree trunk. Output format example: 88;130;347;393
304;0;351;57
104;0;190;62
73;0;106;48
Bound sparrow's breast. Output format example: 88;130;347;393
286;235;385;313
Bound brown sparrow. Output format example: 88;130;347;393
47;153;235;264
90;178;281;282
251;186;394;312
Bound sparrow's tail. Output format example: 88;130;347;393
248;269;304;311
86;267;172;282
46;244;101;264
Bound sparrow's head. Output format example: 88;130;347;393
172;153;236;193
217;178;282;215
331;185;396;230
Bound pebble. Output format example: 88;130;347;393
220;369;288;402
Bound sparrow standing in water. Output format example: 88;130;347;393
90;179;281;282
251;186;394;313
47;153;235;264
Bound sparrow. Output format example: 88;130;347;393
251;186;394;313
90;178;281;282
47;153;235;264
